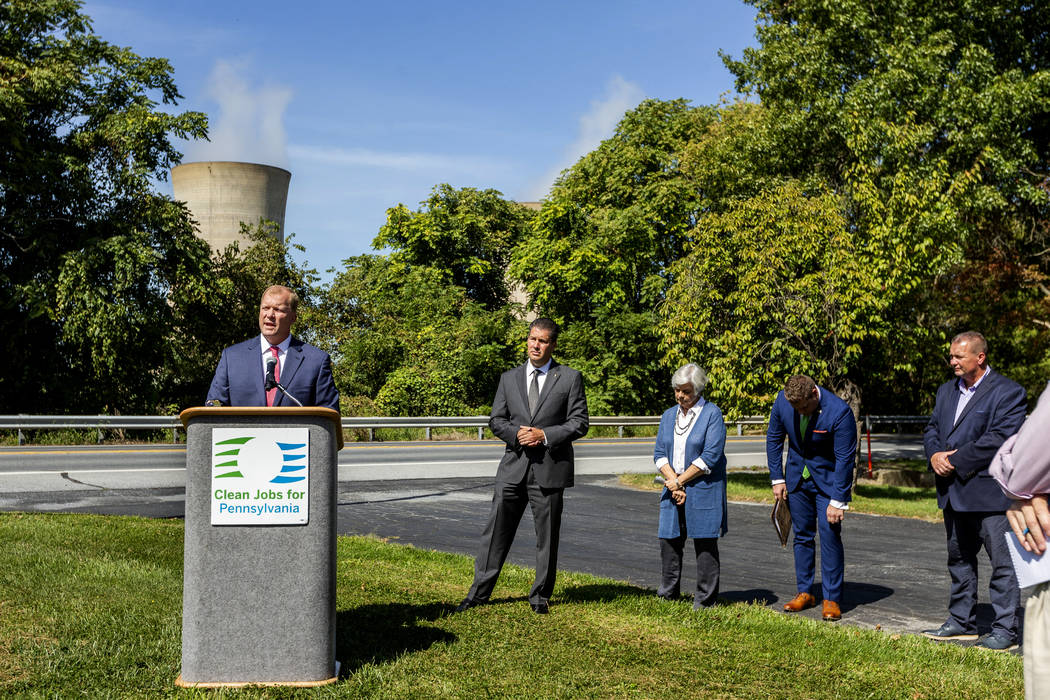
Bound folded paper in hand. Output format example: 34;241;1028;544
772;498;791;547
1005;532;1050;589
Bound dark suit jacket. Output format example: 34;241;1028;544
766;387;857;503
488;361;589;489
206;335;340;410
924;368;1026;512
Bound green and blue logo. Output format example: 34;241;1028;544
213;436;307;484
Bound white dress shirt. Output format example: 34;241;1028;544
523;359;553;446
525;359;552;396
259;334;291;382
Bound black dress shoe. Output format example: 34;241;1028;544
454;598;484;613
530;602;549;614
922;620;977;641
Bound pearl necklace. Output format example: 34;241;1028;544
674;407;697;435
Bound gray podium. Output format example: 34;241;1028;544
176;407;343;688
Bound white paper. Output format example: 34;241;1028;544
1005;532;1050;588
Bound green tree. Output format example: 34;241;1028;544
662;181;873;416
0;0;209;413
513;99;716;321
315;185;535;416
661;0;1050;416
374;184;534;310
511;99;718;414
315;255;521;416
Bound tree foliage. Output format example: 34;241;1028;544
512;99;718;414
663;181;867;415
661;0;1050;416
0;0;210;413
315;254;521;416
513;99;716;320
374;184;534;310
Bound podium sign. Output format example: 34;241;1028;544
211;427;310;525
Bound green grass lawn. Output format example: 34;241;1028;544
0;512;1019;698
620;465;943;522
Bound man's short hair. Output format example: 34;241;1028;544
671;363;708;395
262;285;300;312
784;374;817;403
529;317;559;342
951;330;988;356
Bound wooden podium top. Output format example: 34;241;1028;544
179;406;344;450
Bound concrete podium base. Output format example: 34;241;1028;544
175;662;340;688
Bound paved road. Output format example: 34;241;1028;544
0;435;923;496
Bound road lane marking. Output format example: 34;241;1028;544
336;454;771;468
0;436;766;456
0;468;186;476
0;448;186;455
0;439;919;458
0;452;773;476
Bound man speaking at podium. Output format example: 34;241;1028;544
206;285;340;410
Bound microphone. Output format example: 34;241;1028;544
263;353;303;406
264;354;278;391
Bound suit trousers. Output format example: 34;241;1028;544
943;506;1020;640
1025;582;1050;700
788;478;844;602
657;502;720;608
467;464;564;605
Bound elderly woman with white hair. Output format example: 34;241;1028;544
653;363;728;608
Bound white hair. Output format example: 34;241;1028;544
671;363;707;395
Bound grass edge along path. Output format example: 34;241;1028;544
0;512;1019;698
619;468;943;522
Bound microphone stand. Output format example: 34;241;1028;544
274;382;304;407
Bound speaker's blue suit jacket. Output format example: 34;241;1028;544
923;368;1026;512
206;335;340;410
766;388;857;502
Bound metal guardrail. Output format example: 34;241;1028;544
0;414;674;444
0;413;930;445
340;416;681;441
0;415;184;445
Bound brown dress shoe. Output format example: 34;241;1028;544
783;592;817;612
822;600;841;621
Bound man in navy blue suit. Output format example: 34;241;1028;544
922;331;1026;651
206;285;340;410
766;374;857;622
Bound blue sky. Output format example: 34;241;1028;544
82;0;759;280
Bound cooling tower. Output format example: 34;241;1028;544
171;161;291;252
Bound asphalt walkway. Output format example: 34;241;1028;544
336;474;1020;640
1;460;1021;644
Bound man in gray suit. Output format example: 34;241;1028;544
456;318;589;614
